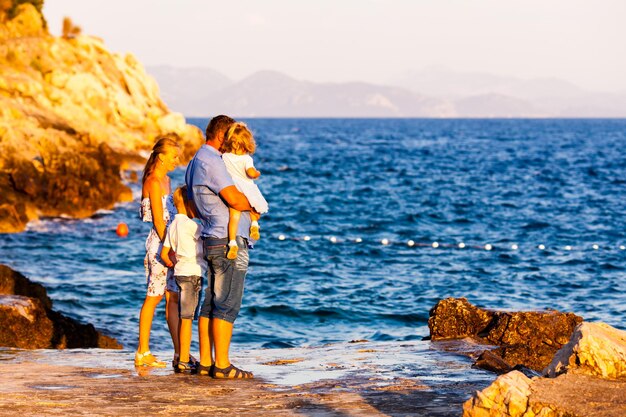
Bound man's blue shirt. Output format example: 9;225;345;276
185;144;251;239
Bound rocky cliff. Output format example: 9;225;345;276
0;3;204;232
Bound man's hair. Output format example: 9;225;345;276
206;115;235;142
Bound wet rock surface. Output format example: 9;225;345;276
0;3;204;232
0;340;494;417
0;264;121;349
428;297;583;372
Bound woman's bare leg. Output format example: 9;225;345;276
136;295;166;366
138;294;163;352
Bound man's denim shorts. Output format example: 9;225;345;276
175;275;202;320
199;236;249;323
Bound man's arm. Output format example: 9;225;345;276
220;185;253;212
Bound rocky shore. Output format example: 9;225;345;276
427;298;626;417
0;264;121;349
1;277;625;416
0;2;204;233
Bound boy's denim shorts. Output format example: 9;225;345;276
175;275;202;320
199;236;249;323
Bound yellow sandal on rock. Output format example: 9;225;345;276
135;350;166;367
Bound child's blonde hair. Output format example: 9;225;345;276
222;122;256;155
172;185;193;216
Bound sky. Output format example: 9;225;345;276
43;0;626;92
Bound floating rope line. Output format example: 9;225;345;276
273;234;626;252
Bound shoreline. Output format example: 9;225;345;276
0;340;494;416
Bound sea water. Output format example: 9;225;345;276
2;119;625;351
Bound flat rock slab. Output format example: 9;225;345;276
531;373;626;417
0;340;494;416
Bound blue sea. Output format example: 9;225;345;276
3;119;625;351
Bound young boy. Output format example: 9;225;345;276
161;185;206;373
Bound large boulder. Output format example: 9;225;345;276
0;295;54;349
0;264;121;349
429;298;583;372
545;322;626;379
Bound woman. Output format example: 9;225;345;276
135;135;181;367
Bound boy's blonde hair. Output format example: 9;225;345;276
172;185;190;215
222;122;256;155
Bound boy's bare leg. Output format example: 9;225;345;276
227;208;241;260
179;318;192;363
165;290;180;360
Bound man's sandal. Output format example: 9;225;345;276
210;364;254;379
134;350;166;367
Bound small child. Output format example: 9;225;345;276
221;122;269;259
160;185;206;373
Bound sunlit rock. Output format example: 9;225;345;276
545;322;626;379
0;3;204;232
462;370;541;417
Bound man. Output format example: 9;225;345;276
185;115;255;378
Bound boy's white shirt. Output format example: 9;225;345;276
163;214;207;276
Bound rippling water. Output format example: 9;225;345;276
3;119;625;351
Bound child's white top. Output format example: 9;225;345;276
163;214;207;277
222;153;256;184
222;153;269;214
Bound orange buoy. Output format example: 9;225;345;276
116;222;129;237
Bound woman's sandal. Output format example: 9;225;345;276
210;364;254;379
134;350;167;367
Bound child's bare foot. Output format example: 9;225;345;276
227;241;238;260
250;222;260;240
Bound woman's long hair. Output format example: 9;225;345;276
142;134;181;185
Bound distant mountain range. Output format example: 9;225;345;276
147;65;626;118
